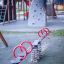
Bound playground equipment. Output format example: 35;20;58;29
0;0;16;24
30;28;49;63
0;0;31;24
38;28;49;37
21;41;32;54
0;5;7;24
13;41;33;60
16;0;31;20
0;32;8;47
28;0;46;27
11;28;49;64
11;41;32;64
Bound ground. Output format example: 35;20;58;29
0;12;64;64
0;32;64;64
0;15;64;32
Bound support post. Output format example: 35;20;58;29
0;32;8;47
7;0;10;23
52;0;57;18
12;0;14;20
23;0;25;20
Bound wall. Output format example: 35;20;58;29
28;0;46;27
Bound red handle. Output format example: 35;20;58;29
13;45;27;60
21;41;33;54
38;30;43;37
43;28;49;36
38;28;49;38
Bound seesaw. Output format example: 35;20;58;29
11;28;49;64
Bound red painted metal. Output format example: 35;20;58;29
38;28;49;38
13;45;27;60
21;41;33;54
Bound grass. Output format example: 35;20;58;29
51;29;64;36
1;29;64;36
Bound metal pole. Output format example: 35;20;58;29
26;0;28;19
52;0;57;18
18;1;20;20
12;0;14;20
0;32;8;47
23;0;25;20
45;0;47;26
21;0;22;11
7;0;10;23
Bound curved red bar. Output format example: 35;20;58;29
43;28;49;36
38;28;49;38
38;29;43;37
13;45;27;60
21;41;33;54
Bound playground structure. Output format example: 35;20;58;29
11;28;49;64
0;0;16;24
28;0;64;26
0;0;64;25
0;0;31;24
16;0;31;20
0;0;64;49
0;32;8;47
